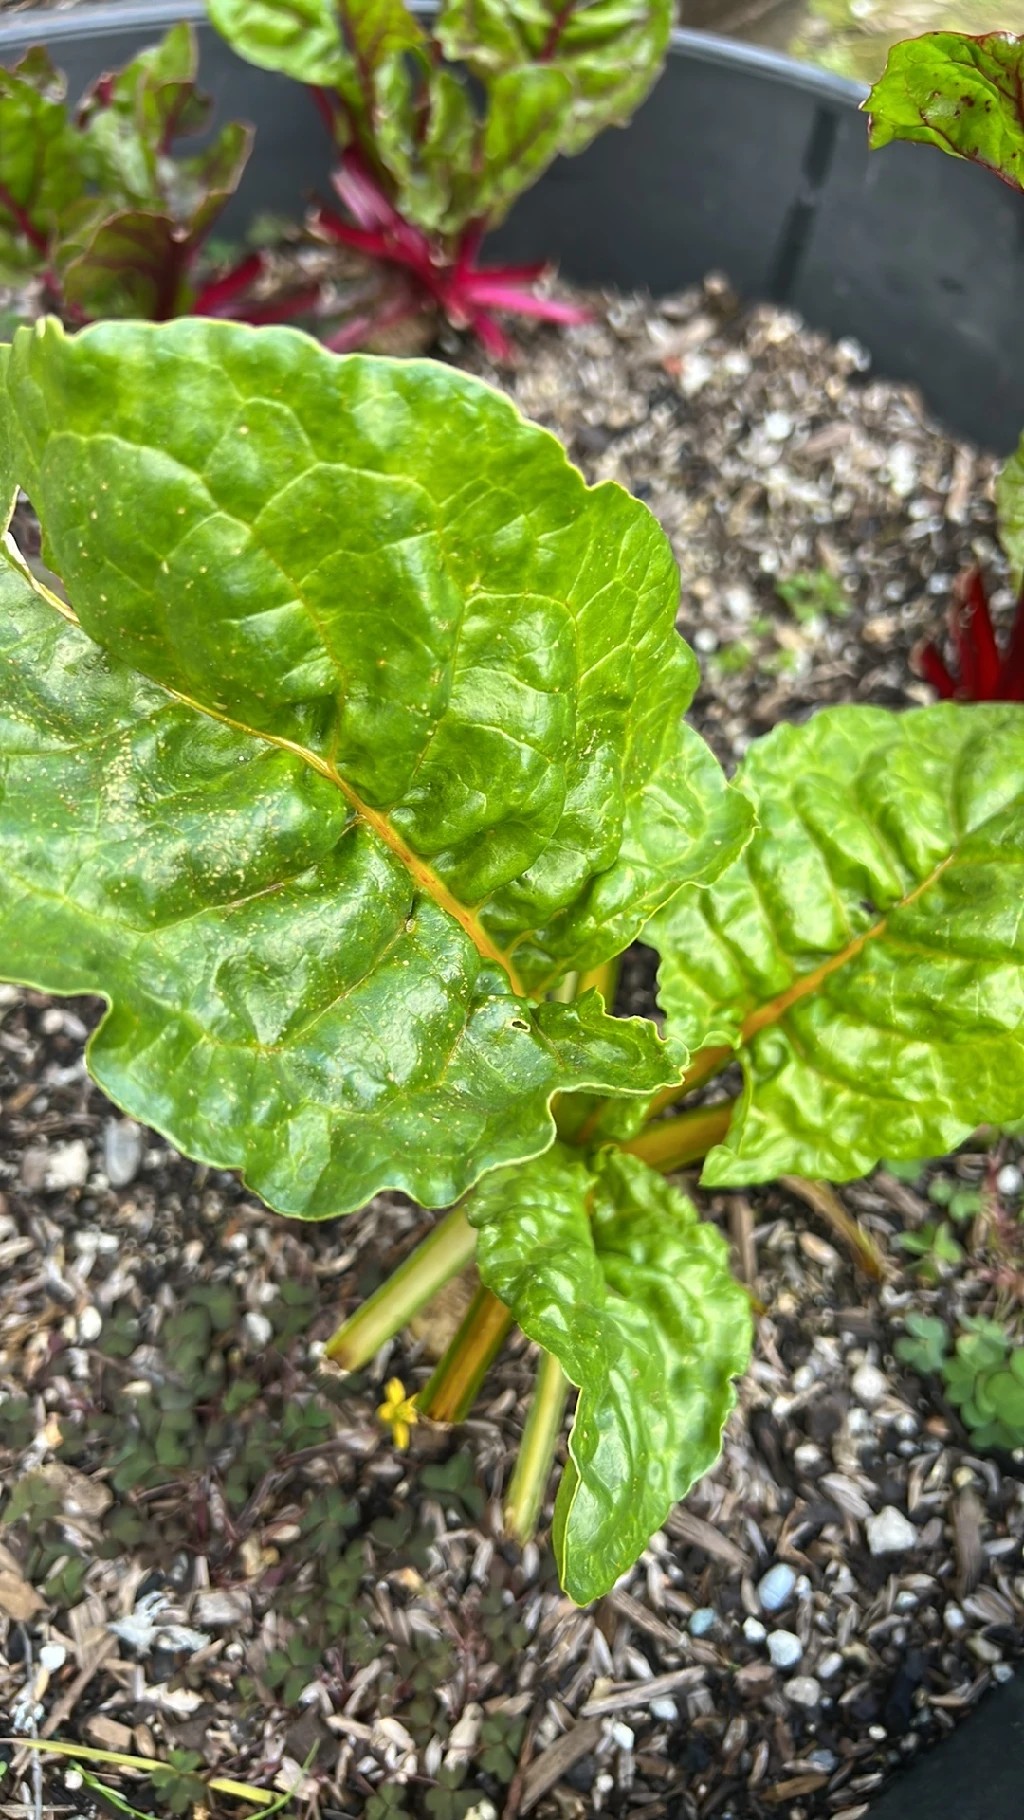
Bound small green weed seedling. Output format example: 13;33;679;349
776;567;851;626
1;313;1021;1601
898;1314;1024;1452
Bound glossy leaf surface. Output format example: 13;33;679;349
0;50;81;280
866;31;1024;188
470;1144;751;1603
0;25;251;321
0;317;752;1213
649;705;1024;1185
437;0;673;156
206;0;424;92
0;566;674;1217
2;319;747;990
210;0;670;234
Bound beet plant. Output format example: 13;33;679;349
867;29;1024;703
1;316;1023;1602
207;0;672;355
0;24;310;328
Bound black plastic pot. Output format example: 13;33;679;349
1;7;1022;1815
1;0;1022;450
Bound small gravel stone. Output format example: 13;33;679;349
767;1629;803;1669
786;1675;822;1706
943;1604;966;1634
193;1590;250;1627
809;1749;838;1773
42;1140;90;1191
39;1644;66;1672
817;1651;844;1679
77;1306;102;1344
763;410;794;441
743;1617;767;1645
688;1607;716;1636
851;1362;888;1407
997;1164;1023;1199
244;1311;274;1350
103;1118;143;1188
867;1506;919;1555
758;1563;797;1612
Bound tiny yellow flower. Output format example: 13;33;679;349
377;1376;418;1450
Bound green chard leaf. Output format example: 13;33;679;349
0;25;252;322
0;317;746;1216
0;50;83;282
210;0;671;235
648;705;1024;1186
470;1144;751;1603
436;0;673;156
866;31;1024;189
206;0;426;99
76;22;213;203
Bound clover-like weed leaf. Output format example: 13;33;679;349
649;705;1024;1185
470;1145;751;1603
0;318;751;1218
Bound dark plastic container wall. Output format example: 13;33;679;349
0;1;1021;450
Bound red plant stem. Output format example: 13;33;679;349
952;566;1000;699
460;280;589;322
916;640;957;698
464;308;514;360
0;180;48;253
193;250;265;314
540;1;576;60
311;85;340;135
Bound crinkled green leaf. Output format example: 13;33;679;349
470;1145;751;1603
210;0;669;235
649;705;1024;1186
59;124;252;321
207;0;425;100
372;63;479;236
996;433;1024;589
3;318;747;993
0;316;750;1214
471;67;575;225
436;0;673;156
0;566;674;1216
61;209;185;321
74;25;252;251
77;22;212;203
0;50;83;281
866;31;1024;188
374;56;576;235
0;26;251;321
